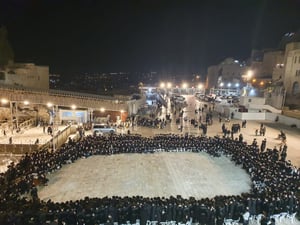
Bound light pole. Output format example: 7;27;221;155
198;84;203;94
182;83;188;95
246;70;253;96
47;102;54;125
219;82;224;96
71;104;77;124
1;99;21;134
120;110;124;126
88;108;93;123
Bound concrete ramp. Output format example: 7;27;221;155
248;104;282;114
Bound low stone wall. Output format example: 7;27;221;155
0;144;39;154
234;111;300;128
266;113;300;128
282;110;300;120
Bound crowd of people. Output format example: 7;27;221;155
0;133;299;225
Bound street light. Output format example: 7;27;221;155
120;109;124;118
1;98;13;133
1;98;9;104
47;102;55;126
70;104;78;124
167;82;172;89
120;110;124;125
247;70;253;80
1;99;30;133
219;82;224;96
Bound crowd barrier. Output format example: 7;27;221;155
39;125;78;151
0;144;39;154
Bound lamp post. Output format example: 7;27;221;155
235;83;240;96
246;70;253;96
167;82;172;89
182;83;188;95
120;110;124;125
1;99;23;134
47;102;54;125
100;107;105;124
219;82;224;96
71;104;77;124
198;83;203;94
88;108;93;123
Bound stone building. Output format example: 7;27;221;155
247;49;284;89
0;63;49;90
205;65;219;89
282;42;300;107
205;58;245;89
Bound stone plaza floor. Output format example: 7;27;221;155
0;95;300;224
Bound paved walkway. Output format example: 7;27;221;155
127;95;300;168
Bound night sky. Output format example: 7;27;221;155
1;0;300;77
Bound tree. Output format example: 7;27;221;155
0;26;14;67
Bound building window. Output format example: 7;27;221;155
296;70;300;77
8;70;16;74
295;56;297;63
292;82;300;95
0;72;5;80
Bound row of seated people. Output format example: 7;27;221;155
0;134;299;224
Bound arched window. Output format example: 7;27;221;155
292;81;300;95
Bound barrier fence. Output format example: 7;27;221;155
0;125;78;155
39;125;78;152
